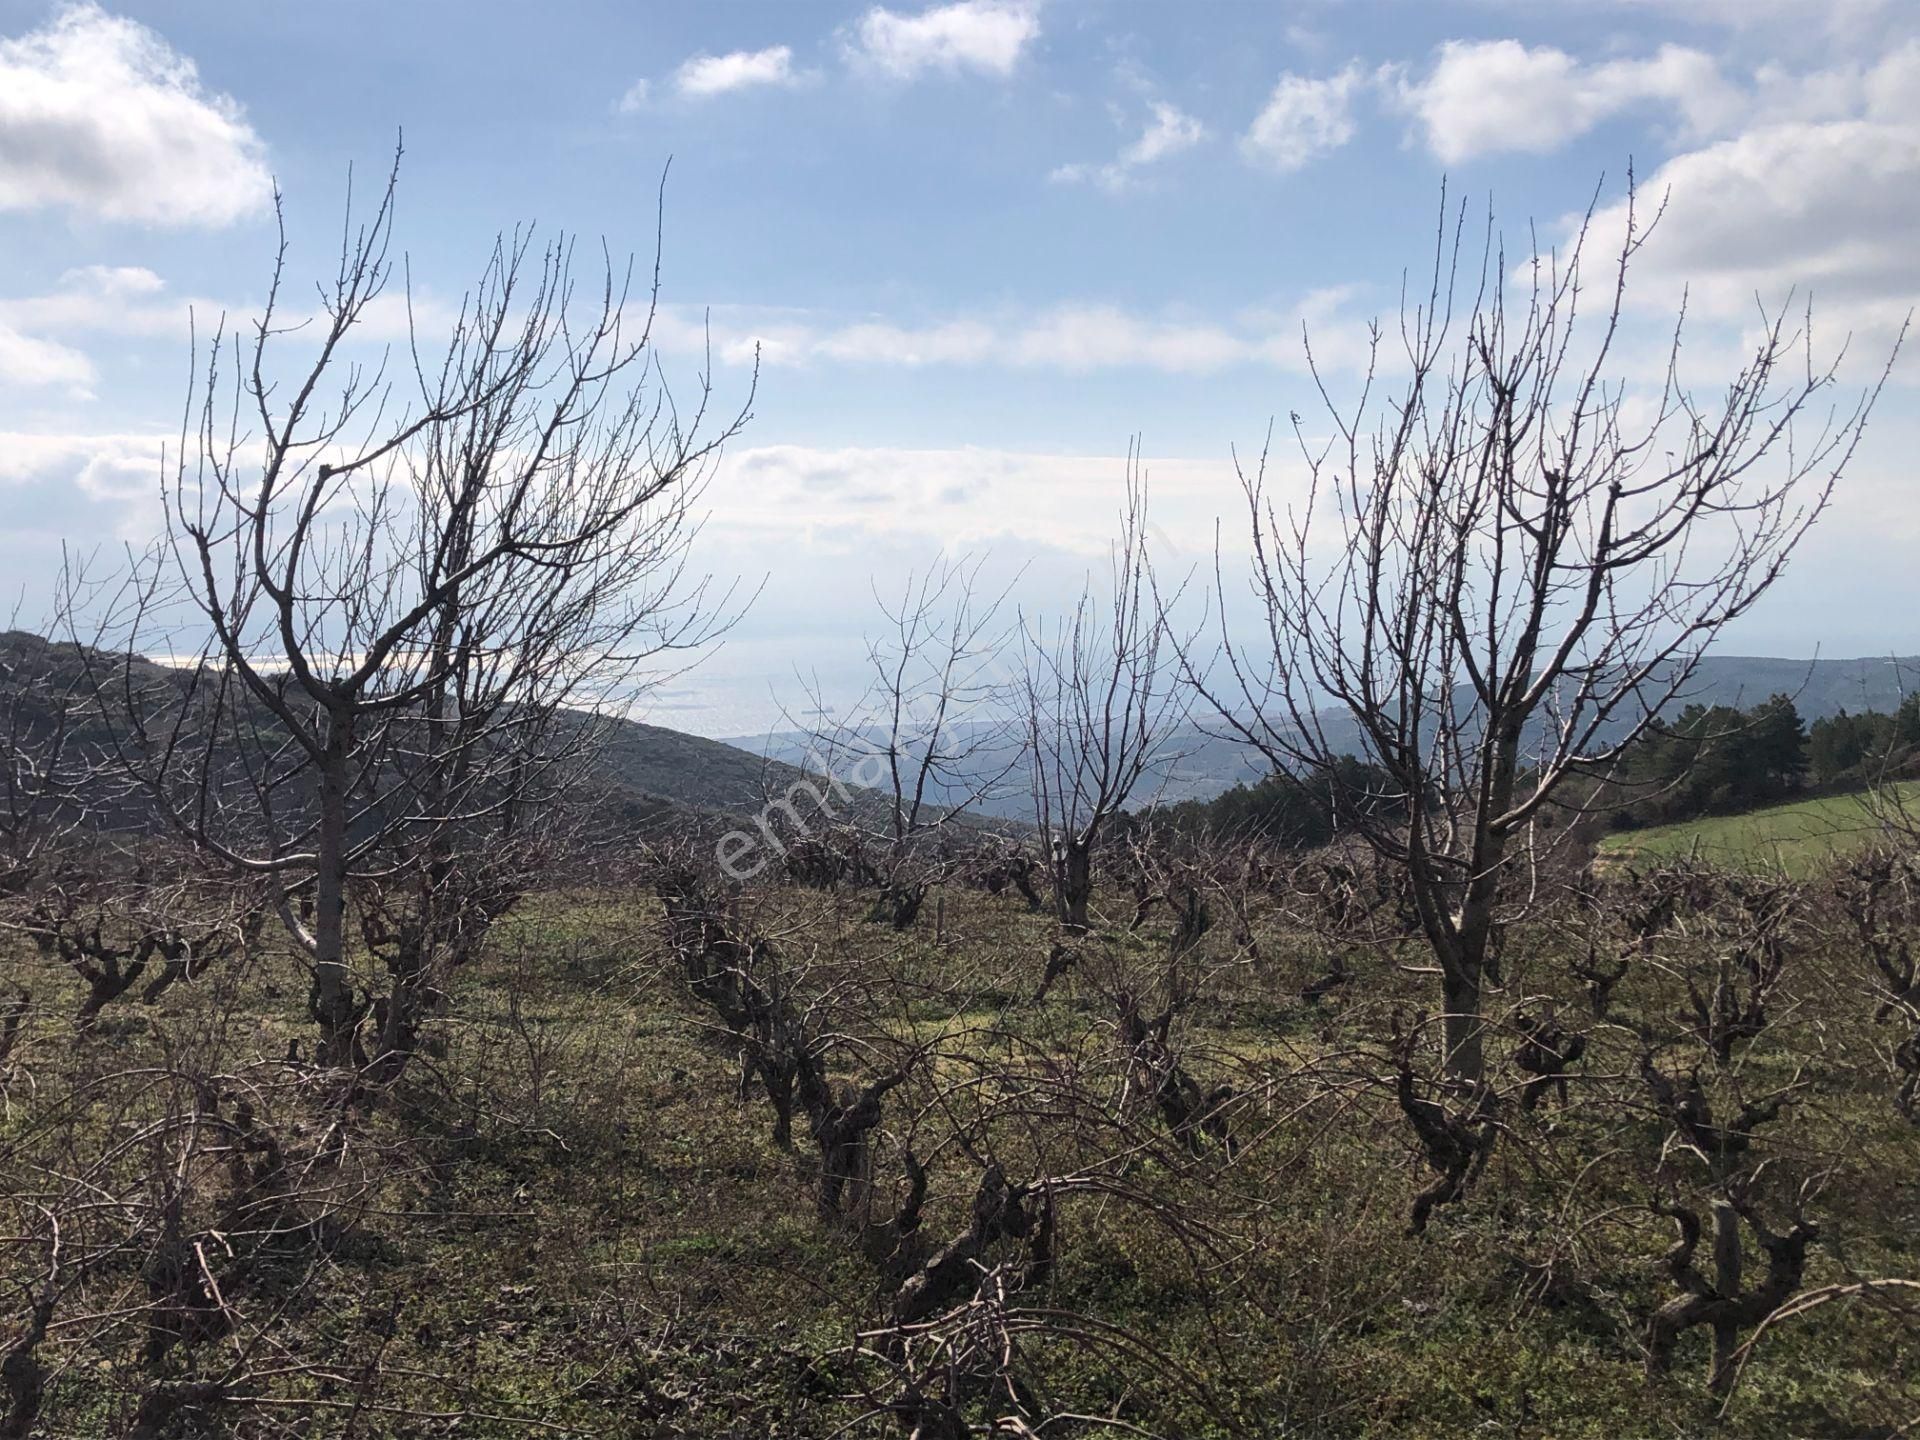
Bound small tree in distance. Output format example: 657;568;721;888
1181;180;1904;1084
1023;461;1185;933
794;552;1024;927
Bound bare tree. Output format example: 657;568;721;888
88;156;750;1071
21;857;260;1028
1185;180;1903;1082
795;553;1022;928
1022;463;1184;933
0;623;114;901
1636;875;1821;1397
0;622;142;1030
0;993;394;1434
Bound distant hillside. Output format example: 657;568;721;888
1673;654;1920;718
725;654;1920;820
0;630;1003;838
593;715;827;817
10;631;1909;833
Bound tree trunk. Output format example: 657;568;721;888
376;610;462;1084
310;716;358;1068
1440;964;1485;1086
1709;1199;1744;1394
1057;842;1092;934
1440;824;1508;1087
371;947;426;1087
370;869;439;1085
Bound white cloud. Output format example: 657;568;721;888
1389;34;1920;375
1241;65;1366;173
0;3;270;227
648;291;1380;377
1;263;464;360
0;321;94;393
1567;39;1920;360
0;267;197;402
0;265;188;395
1394;40;1740;162
59;264;166;298
709;443;1242;556
615;78;650;113
849;1;1037;79
675;44;800;98
1053;100;1207;193
0;264;187;338
1008;305;1245;373
808;318;998;366
0;431;169;540
1245;284;1381;376
1124;102;1207;168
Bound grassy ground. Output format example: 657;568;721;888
1598;781;1920;876
1;870;1916;1437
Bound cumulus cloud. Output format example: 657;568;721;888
805;318;997;366
0;322;94;393
1052;100;1207;192
1393;40;1741;162
849;1;1037;78
3;432;162;498
1;263;463;363
1007;305;1245;372
0;431;169;546
1565;39;1920;359
1113;103;1207;168
675;44;800;97
1241;65;1366;172
0;264;186;339
1383;30;1920;376
0;265;193;395
58;264;165;298
0;3;270;227
0;266;217;399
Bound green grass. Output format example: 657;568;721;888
3;873;1916;1437
1598;781;1919;875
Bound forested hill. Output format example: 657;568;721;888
0;630;851;829
592;714;832;816
726;654;1920;818
11;632;1912;826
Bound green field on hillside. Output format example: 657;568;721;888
1598;781;1919;874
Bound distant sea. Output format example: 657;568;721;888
624;638;876;741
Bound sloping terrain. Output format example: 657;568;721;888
726;654;1920;819
1598;780;1919;875
0;630;999;836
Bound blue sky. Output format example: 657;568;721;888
2;0;1916;733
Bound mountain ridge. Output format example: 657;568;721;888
718;653;1920;820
